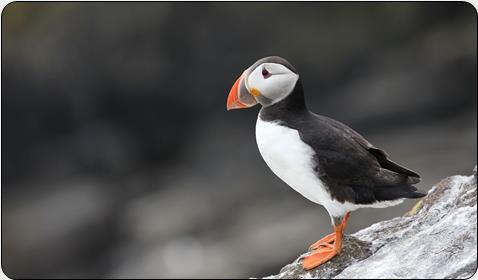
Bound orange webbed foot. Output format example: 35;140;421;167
309;232;336;250
302;212;350;270
302;246;339;270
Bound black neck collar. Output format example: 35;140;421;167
259;79;308;121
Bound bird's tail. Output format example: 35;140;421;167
374;184;426;201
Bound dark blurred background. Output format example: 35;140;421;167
1;2;477;278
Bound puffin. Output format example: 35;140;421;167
226;56;425;270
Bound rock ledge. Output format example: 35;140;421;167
265;166;477;279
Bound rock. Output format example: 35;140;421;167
2;181;115;277
265;166;477;279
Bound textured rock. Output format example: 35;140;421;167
266;166;477;279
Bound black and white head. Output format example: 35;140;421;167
227;56;300;110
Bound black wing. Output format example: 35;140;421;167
297;113;424;204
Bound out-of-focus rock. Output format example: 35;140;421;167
2;181;114;277
266;166;477;279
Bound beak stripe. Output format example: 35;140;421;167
226;75;247;110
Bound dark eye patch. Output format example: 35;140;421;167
262;67;271;78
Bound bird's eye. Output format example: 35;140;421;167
262;68;270;78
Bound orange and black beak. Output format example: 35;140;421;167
226;71;258;110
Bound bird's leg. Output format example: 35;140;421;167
308;212;350;250
302;212;350;270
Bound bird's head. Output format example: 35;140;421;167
226;56;299;110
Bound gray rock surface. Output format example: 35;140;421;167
266;166;477;279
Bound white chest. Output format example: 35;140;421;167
255;116;331;207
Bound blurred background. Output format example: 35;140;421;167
1;2;477;278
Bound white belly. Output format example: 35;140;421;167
255;117;336;211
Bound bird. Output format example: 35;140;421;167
226;56;426;270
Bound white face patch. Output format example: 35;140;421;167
246;63;299;106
